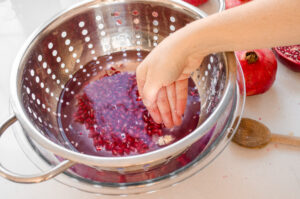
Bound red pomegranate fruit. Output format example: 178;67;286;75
183;0;208;7
235;49;277;96
274;45;300;72
225;0;252;9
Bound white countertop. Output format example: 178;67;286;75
0;0;299;198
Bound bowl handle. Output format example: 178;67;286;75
0;115;75;183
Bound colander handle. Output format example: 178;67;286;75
0;115;75;183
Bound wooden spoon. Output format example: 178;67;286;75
232;118;300;148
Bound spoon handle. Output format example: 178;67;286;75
271;134;300;147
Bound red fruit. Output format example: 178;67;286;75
273;45;300;72
235;49;277;96
183;0;208;7
225;0;252;9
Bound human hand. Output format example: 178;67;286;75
136;35;205;128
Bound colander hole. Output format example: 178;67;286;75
56;57;61;62
50;92;54;97
35;76;40;83
61;31;67;38
42;104;46;109
57;113;61;117
83;69;86;72
30;69;34;76
136;41;141;45
170;16;176;22
137;52;141;56
38;55;42;62
153;20;159;26
135;34;140;39
52;50;58;56
96;61;100;64
98;24;104;29
49;124;52;128
116;19;122;25
132;10;139;16
205;70;208;76
91;50;95;54
202;76;205;81
208;63;211;70
72;53;77;58
48;42;53;49
93;56;97;60
153;28;158;33
33;112;37;119
100;31;106;36
26;87;30;94
43;62;47;68
52;74;56;79
47;68;51;74
28;107;32;113
66;88;69;91
214;79;217;85
152;11;158;17
76;59;80;63
45;88;50;93
66;102;70;105
78;21;85;28
99;66;103;69
65;39;71;45
137;48;140;51
137;58;142;62
79;65;83;69
71;91;75;95
47;107;51;112
153;36;158;40
40;82;44;88
37;99;40;105
88;44;93;49
210;56;214;63
60;63;65;68
87;73;90;77
153;42;158;47
73;77;77;82
68;46;74;52
96;15;101;21
85;37;90;42
31;93;36;100
82;29;88;35
65;69;69;73
112;11;120;17
133;18;139;25
77;82;81;85
170;25;175;31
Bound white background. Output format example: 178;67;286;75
0;0;299;198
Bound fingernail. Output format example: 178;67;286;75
143;98;152;107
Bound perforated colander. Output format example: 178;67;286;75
0;0;243;188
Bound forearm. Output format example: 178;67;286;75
174;0;300;55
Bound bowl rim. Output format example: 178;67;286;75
10;0;236;168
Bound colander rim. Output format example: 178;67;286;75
10;0;235;168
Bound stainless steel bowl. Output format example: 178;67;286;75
0;0;245;195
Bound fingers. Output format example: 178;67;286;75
136;62;162;124
175;79;188;116
166;83;182;126
157;87;174;128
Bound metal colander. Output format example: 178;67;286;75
0;0;242;187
